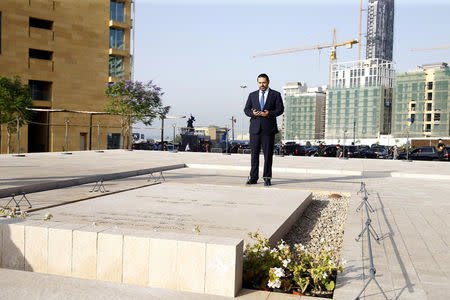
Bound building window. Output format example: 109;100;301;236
424;124;431;132
29;80;52;101
109;28;124;50
109;55;124;78
426;103;432;111
411;103;416;111
426;114;432;122
29;49;52;60
427;92;432;100
108;133;121;149
427;82;433;90
110;0;125;22
29;17;53;30
434;113;440;121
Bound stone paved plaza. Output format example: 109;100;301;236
1;150;449;299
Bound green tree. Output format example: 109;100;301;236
0;76;33;153
104;80;169;149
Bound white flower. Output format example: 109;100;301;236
340;258;347;265
262;246;269;252
252;248;258;253
282;259;291;268
295;244;305;251
320;237;325;243
270;248;278;254
322;273;328;279
267;278;281;289
277;242;289;251
273;267;285;278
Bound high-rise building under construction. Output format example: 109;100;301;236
366;0;395;61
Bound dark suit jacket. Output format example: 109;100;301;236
244;89;284;135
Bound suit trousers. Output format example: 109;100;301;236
250;133;275;179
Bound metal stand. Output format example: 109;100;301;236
4;193;32;209
148;171;165;183
356;182;374;213
354;182;388;300
89;177;109;193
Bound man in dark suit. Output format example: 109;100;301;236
244;73;284;186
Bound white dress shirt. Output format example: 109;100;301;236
258;88;270;110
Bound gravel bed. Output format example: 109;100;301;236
283;192;350;263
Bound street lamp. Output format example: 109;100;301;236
240;85;247;139
160;115;186;151
172;123;176;144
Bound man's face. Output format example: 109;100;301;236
257;77;269;91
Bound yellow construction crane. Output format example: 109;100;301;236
253;29;358;87
410;44;450;52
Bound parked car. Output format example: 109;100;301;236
314;145;338;157
346;146;361;158
358;147;378;159
371;145;386;156
305;146;318;156
283;142;297;156
292;145;307;156
376;148;391;159
398;146;449;161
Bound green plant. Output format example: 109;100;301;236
243;232;344;296
0;76;33;153
243;232;281;289
0;207;27;219
292;241;343;294
104;80;169;149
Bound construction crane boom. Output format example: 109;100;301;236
253;39;358;58
253;29;358;87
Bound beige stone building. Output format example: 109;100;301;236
0;0;133;153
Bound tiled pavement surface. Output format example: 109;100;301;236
1;150;449;299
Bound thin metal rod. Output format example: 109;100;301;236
16;116;20;155
97;121;101;151
65;119;69;152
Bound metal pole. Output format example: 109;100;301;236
172;124;176;143
89;113;92;150
240;85;247;139
65;119;69;152
226;126;229;154
161;117;164;150
16;116;20;155
406;127;409;161
231;116;235;141
97;121;101;151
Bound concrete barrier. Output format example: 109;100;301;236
0;219;243;297
0;164;186;199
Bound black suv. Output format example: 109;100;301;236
399;146;449;161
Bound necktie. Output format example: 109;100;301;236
260;91;265;111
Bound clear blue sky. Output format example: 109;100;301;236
133;0;450;140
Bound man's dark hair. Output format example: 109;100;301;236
257;73;269;81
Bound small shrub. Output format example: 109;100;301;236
243;232;344;297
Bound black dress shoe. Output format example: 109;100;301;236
264;178;271;186
246;178;258;185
